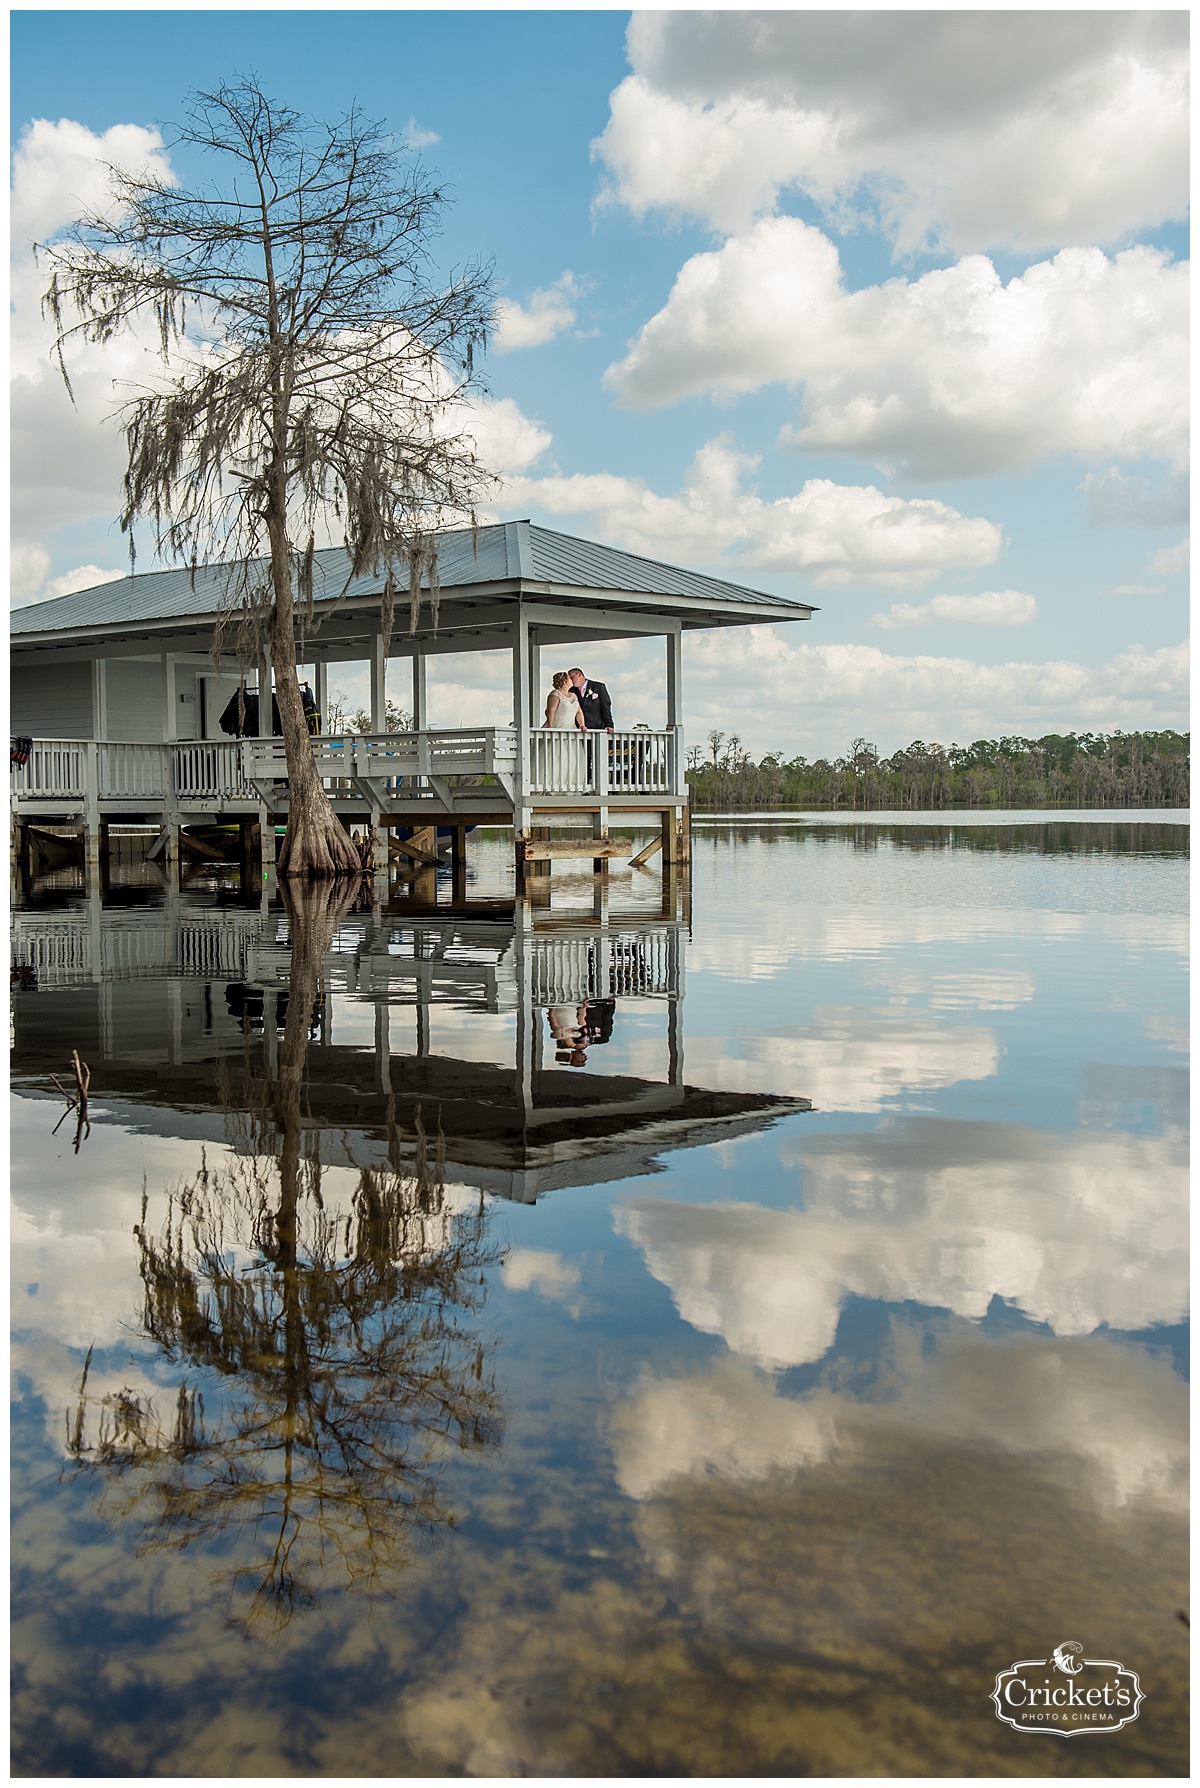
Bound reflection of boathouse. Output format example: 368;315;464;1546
11;521;813;880
11;894;810;1202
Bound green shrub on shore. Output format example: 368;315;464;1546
687;729;1190;811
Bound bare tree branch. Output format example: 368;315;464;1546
40;76;497;876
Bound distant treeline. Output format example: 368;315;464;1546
686;730;1190;810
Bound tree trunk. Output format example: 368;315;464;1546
265;510;362;879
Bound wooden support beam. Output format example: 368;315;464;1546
519;836;631;862
408;826;439;902
630;834;664;869
387;832;441;869
178;829;229;861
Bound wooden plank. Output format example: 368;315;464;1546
519;836;631;862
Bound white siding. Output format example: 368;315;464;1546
10;663;92;738
106;659;164;742
175;664;201;740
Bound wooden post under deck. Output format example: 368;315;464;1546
408;825;438;904
451;825;468;905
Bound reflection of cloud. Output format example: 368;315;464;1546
1079;1061;1189;1130
875;968;1035;1010
641;1009;1000;1111
613;1358;836;1501
686;906;1188;978
501;1249;582;1314
1143;1014;1189;1053
617;1118;1187;1364
612;1327;1187;1512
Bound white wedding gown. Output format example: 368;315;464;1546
544;689;585;789
547;689;581;728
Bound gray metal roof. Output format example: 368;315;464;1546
11;521;813;640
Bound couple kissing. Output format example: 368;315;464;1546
543;667;613;733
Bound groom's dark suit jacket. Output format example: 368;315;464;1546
575;679;613;730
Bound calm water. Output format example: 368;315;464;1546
11;820;1189;1776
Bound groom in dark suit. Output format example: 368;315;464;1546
568;667;613;732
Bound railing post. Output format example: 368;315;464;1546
83;743;101;874
595;725;609;800
511;612;531;861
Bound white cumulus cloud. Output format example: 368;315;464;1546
493;272;585;352
595;12;1189;254
680;628;1188;756
870;590;1037;631
514;437;1001;588
11;119;180;553
463;395;553;479
606;218;1187;479
1081;465;1190;528
400;117;440;150
1149;538;1189;577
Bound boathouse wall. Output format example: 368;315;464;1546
11;662;92;738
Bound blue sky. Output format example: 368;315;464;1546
10;10;1189;755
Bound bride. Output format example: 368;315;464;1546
543;670;586;730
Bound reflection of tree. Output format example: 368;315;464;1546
67;881;503;1635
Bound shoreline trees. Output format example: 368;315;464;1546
687;730;1189;811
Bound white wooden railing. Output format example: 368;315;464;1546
12;724;683;808
527;727;679;796
14;740;253;806
13;739;88;800
172;741;253;799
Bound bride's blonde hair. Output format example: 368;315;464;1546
552;671;570;690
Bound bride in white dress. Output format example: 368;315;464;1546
544;670;586;731
542;670;586;789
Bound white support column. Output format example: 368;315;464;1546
256;651;272;738
665;625;683;728
91;659;108;742
370;625;387;733
162;653;178;742
313;659;328;732
665;624;684;802
511;609;531;831
529;629;542;726
411;650;427;730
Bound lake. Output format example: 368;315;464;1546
11;817;1189;1776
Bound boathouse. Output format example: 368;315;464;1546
10;520;813;877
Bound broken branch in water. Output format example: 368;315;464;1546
50;1049;91;1151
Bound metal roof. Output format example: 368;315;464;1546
11;521;814;640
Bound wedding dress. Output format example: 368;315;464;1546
544;687;585;789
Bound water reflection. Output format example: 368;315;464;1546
61;884;503;1635
11;825;1188;1774
10;883;807;1203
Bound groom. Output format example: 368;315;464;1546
568;667;613;732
